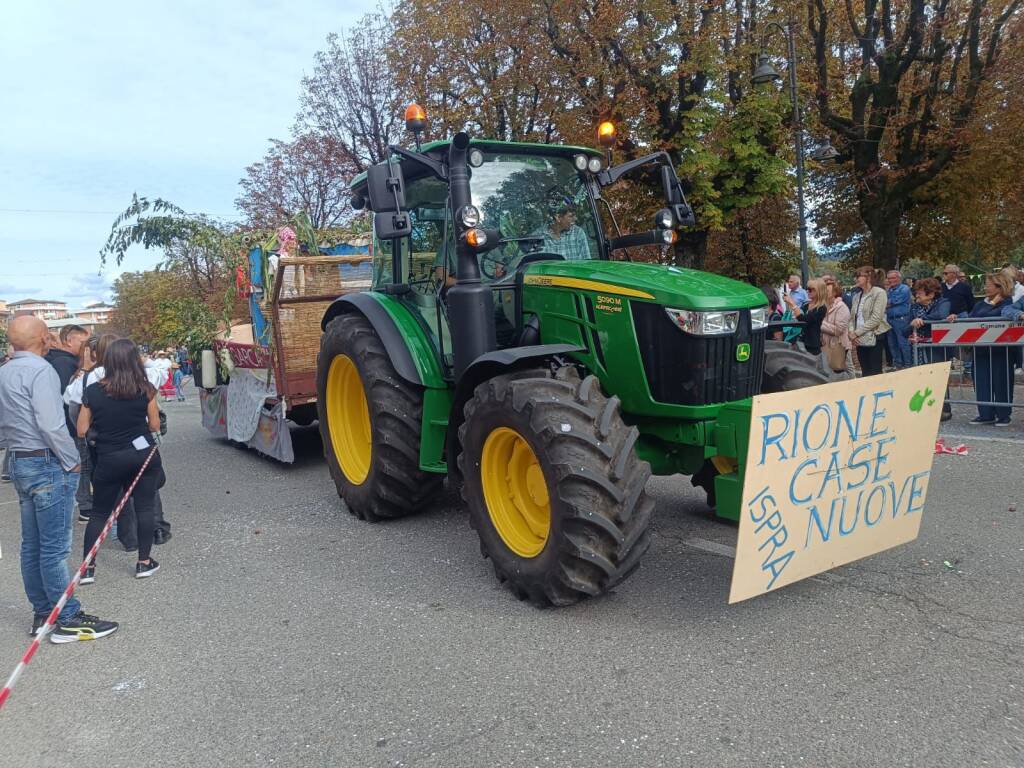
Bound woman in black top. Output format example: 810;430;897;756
77;338;163;579
783;278;828;355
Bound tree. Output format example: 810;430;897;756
297;14;402;172
389;1;795;270
100;194;239;297
393;1;563;142
236;131;356;229
149;296;218;352
108;270;188;344
808;0;1024;268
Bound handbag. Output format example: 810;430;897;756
826;342;847;373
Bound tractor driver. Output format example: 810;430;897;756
540;201;591;261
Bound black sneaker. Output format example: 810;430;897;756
80;565;96;585
995;418;1011;427
77;507;90;523
135;559;160;579
50;612;118;643
969;417;996;425
30;614;48;637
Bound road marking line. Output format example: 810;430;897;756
683;537;736;559
0;500;19;507
682;536;845;585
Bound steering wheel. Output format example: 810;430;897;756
479;251;509;280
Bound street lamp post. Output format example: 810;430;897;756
753;21;809;288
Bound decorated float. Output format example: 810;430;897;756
198;226;371;461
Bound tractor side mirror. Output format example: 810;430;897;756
673;203;695;228
374;211;412;240
660;166;679;204
367;160;411;239
366;161;406;213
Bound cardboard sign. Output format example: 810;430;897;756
729;363;951;603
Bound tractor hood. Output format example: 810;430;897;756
522;260;768;311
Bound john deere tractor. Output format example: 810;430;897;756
316;110;837;606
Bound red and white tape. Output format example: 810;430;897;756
925;320;1024;346
0;445;158;711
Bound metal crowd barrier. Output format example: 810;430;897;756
910;319;1024;416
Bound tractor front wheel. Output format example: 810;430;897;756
459;369;653;606
316;313;441;521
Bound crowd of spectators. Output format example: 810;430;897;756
0;318;178;643
774;263;1024;426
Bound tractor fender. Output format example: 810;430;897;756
321;293;446;388
446;344;584;482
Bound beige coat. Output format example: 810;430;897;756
821;298;852;350
850;286;891;347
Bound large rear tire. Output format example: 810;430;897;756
316;313;441;521
761;339;848;393
458;368;653;606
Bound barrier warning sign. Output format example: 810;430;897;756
729;363;951;604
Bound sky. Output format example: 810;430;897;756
0;0;375;308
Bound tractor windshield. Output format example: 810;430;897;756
471;152;600;266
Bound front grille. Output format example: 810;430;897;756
631;302;765;406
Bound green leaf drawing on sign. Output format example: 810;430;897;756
909;387;934;413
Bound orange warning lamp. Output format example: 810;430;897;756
597;120;617;148
405;103;427;133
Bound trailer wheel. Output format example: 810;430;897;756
459;368;653;607
317;313;441;521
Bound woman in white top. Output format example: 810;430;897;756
849;267;891;376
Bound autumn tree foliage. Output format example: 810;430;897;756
236;132;354;230
232;0;1024;281
297;14;403;172
808;0;1023;268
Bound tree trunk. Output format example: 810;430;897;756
859;190;903;270
676;230;708;270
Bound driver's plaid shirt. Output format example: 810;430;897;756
543;225;592;260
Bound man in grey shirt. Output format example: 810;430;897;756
0;316;118;642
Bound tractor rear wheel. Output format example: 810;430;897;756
459;368;653;606
761;339;848;392
316;313;441;521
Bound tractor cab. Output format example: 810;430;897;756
349;109;699;380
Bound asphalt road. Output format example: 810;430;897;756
0;387;1021;767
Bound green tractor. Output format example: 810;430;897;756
316;112;838;606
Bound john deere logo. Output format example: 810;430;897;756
736;343;751;362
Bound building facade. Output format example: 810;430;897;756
8;298;70;320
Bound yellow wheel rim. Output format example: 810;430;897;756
325;355;371;485
480;427;551;558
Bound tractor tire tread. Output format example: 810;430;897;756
317;313;441;521
459;369;652;607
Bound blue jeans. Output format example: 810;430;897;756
12;454;82;622
887;316;912;367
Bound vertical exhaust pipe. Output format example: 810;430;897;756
447;132;496;378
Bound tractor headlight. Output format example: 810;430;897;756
460;205;482;227
469;149;485;167
587;156;603;173
750;306;768;330
573;154;589;171
665;308;739;336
